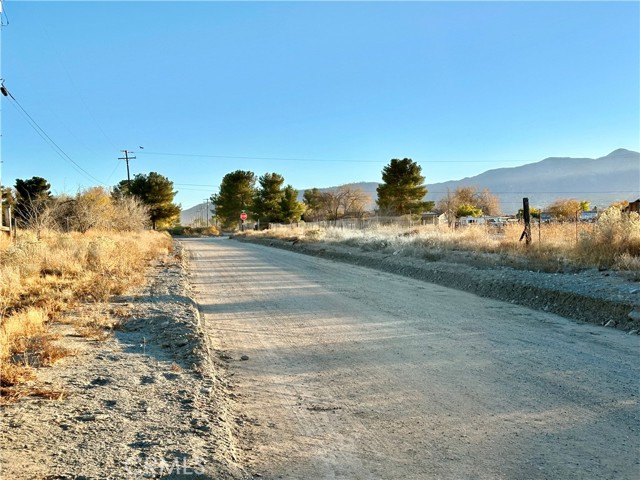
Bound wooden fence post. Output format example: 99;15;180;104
519;197;532;246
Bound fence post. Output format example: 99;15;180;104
519;197;532;245
538;213;541;244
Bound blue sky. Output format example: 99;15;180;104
1;1;638;209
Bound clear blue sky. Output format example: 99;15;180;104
2;1;638;209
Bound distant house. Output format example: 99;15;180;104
624;199;640;213
458;216;509;227
580;210;599;222
421;212;448;225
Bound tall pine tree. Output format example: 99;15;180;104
211;170;256;228
376;158;431;215
115;172;180;230
253;173;285;224
280;185;305;224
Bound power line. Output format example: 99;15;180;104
174;183;219;187
139;151;386;163
137;149;640;170
137;150;529;164
0;0;9;26
5;86;106;185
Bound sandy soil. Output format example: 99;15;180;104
1;236;638;479
0;249;243;479
185;237;639;480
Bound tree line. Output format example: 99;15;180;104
211;158;508;229
211;158;439;229
1;172;181;235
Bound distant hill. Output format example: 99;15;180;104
180;202;213;226
294;149;639;214
181;149;639;221
425;148;639;213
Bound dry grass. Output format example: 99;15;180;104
244;208;640;274
0;386;69;404
0;229;172;391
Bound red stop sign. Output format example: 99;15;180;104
240;212;248;221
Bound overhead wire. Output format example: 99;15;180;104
5;88;106;186
137;150;527;164
0;0;9;26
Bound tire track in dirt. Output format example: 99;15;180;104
183;237;639;480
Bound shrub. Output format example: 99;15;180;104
577;208;640;268
0;230;172;388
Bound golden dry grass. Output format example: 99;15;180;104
0;386;69;405
244;208;640;274
0;229;172;390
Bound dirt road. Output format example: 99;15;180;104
183;237;639;480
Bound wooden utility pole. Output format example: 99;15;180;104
519;197;532;245
203;198;210;227
118;149;136;188
0;0;5;230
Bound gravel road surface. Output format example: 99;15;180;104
184;237;639;480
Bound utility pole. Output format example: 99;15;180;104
203;198;210;227
0;0;5;229
118;149;136;188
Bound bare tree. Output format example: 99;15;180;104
111;195;150;231
436;189;457;228
338;186;371;219
320;190;345;221
436;186;501;226
18;195;62;239
476;188;501;216
547;198;588;222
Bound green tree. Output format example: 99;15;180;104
302;188;323;221
14;176;52;227
517;206;541;220
253;172;285;224
116;172;180;230
280;185;306;224
211;170;256;228
580;200;591;212
456;203;483;218
1;186;16;212
376;158;431;215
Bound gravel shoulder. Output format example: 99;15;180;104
233;234;640;332
0;246;245;480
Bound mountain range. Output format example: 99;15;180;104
181;148;639;223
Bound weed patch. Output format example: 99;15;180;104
240;208;639;274
0;230;172;392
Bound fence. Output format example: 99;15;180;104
269;216;422;231
266;214;606;249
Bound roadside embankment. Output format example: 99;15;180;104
0;244;245;479
233;235;640;332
